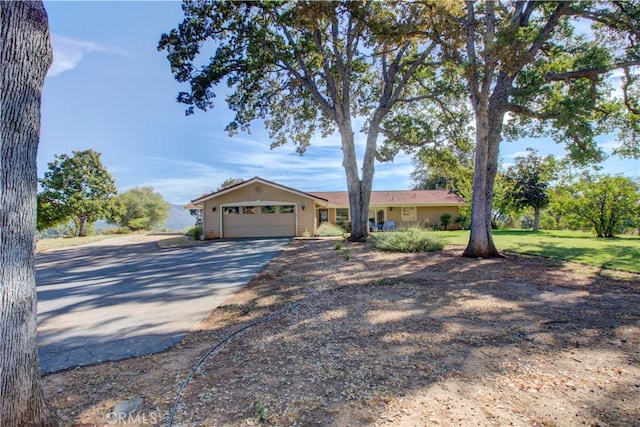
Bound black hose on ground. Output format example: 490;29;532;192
166;297;311;426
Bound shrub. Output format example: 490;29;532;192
185;225;203;240
440;213;453;230
316;222;346;237
370;228;444;253
455;215;470;230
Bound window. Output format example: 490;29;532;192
224;206;239;215
401;206;416;221
336;208;349;222
279;205;295;214
243;206;257;214
261;205;276;214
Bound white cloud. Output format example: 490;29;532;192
47;33;127;77
599;139;621;154
503;150;530;159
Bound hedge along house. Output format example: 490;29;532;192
189;177;467;239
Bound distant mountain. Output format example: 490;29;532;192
163;203;196;231
93;204;195;232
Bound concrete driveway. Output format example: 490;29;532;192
36;235;291;374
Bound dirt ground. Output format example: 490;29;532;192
43;239;640;426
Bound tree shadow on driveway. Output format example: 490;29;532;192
37;238;291;374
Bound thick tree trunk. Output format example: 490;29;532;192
463;103;504;258
533;207;541;231
338;123;372;242
1;1;55;425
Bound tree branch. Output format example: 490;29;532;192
544;61;640;81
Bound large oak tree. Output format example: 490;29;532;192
159;0;462;241
38;149;120;237
427;1;640;257
1;1;56;424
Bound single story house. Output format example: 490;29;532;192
188;176;467;239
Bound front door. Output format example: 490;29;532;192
318;209;328;225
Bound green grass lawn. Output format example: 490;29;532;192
437;229;640;274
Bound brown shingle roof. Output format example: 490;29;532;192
308;190;466;206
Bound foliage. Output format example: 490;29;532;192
403;1;640;258
504;149;558;230
115;186;170;231
439;213;453;230
315;222;346;237
555;174;640;237
159;1;467;241
217;178;244;191
455;215;470;230
370;228;444;253
38;149;121;237
185;225;203;240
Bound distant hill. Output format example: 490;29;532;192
93;204;195;232
163;203;196;231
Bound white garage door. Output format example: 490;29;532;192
222;204;296;238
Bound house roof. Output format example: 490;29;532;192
190;176;329;206
308;190;467;207
188;176;466;208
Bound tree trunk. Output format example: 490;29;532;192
338;120;373;242
1;1;55;425
533;207;541;231
463;104;503;258
78;215;87;237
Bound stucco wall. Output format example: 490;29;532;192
326;205;462;231
202;183;317;238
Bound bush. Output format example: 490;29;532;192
370;228;444;253
185;225;203;240
440;213;453;230
315;222;346;237
455;215;470;230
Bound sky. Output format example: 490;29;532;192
40;1;640;205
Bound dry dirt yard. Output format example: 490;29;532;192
43;239;640;426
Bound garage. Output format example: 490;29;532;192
221;203;297;238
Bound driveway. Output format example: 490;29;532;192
36;236;291;375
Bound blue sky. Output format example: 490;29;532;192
40;1;639;205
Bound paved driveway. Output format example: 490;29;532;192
36;236;291;374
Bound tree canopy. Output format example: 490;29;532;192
504;149;558;231
160;1;639;249
407;0;640;257
557;174;640;237
38;149;120;237
159;0;465;241
115;186;170;231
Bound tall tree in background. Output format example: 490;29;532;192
38;149;120;236
217;177;245;191
1;1;56;424
558;174;640;237
504;149;558;231
428;1;640;257
116;186;170;231
159;1;463;241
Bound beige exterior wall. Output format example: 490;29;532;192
323;205;462;230
201;182;317;239
417;206;461;229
